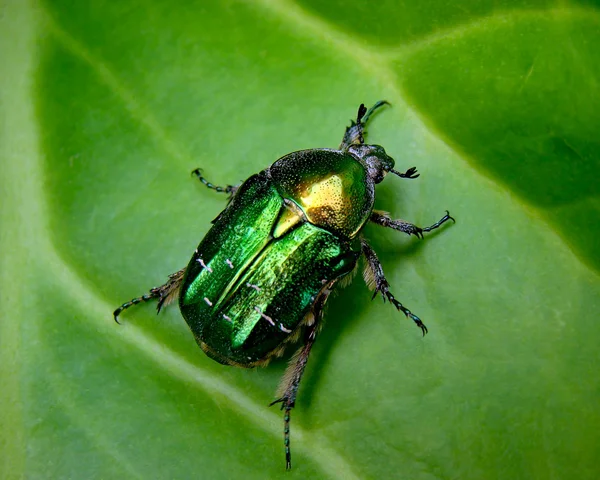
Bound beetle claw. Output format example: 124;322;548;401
269;397;284;408
374;288;387;303
413;228;424;239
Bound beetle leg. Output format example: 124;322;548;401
113;267;186;323
370;210;454;239
269;286;332;470
360;238;428;336
339;100;390;150
191;168;238;197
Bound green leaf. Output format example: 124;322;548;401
2;0;599;478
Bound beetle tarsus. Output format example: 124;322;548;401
191;168;238;196
387;291;429;336
422;211;455;233
113;291;160;324
113;268;185;323
360;100;390;125
361;239;428;335
409;315;428;336
339;100;390;150
268;289;331;470
268;400;293;470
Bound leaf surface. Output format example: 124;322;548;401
1;1;599;478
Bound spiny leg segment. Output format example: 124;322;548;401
360;238;428;335
269;284;333;469
113;267;185;323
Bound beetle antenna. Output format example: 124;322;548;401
390;166;420;179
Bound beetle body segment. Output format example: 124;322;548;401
179;169;360;366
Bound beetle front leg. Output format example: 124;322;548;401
339;101;389;150
269;286;331;470
113;267;185;323
191;168;238;197
360;239;428;335
370;210;454;239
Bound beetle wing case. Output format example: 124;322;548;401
179;171;359;366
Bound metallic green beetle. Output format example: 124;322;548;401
114;101;453;469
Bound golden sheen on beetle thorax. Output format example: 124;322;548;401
269;148;374;239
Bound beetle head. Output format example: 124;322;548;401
348;144;396;184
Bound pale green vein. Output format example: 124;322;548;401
38;4;196;170
244;0;600;273
244;0;421;141
247;0;599;63
243;0;584;262
37;0;442;178
9;118;362;474
3;1;599;478
0;0;36;476
42;243;361;480
2;4;362;478
33;339;145;479
244;0;383;68
377;6;600;59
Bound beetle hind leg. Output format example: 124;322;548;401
113;267;185;323
360;239;428;335
269;285;332;469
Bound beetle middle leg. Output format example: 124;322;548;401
191;168;238;196
113;267;185;323
269;285;332;470
370;210;454;239
360;238;428;335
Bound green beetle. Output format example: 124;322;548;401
114;101;453;469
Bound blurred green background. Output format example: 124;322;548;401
1;0;599;478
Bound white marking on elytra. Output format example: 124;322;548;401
254;306;275;326
225;259;234;269
196;258;213;273
203;297;213;306
195;248;198;254
321;279;328;284
279;324;292;333
246;282;261;292
222;314;233;323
